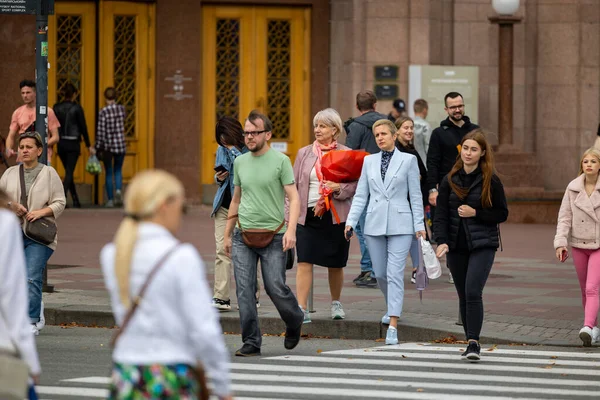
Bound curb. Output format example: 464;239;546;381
44;306;569;346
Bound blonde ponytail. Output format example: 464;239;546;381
113;170;184;308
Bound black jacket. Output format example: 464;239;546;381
433;168;508;251
396;141;428;206
53;101;91;148
426;116;479;191
345;111;387;154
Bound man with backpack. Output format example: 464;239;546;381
344;90;386;287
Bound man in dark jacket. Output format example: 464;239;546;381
53;83;93;207
345;90;387;287
426;92;479;206
426;91;479;284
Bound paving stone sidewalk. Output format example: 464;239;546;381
43;206;596;347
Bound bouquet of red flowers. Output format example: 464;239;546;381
321;150;369;183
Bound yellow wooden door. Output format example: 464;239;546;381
48;2;96;186
49;1;155;203
100;1;156;190
201;6;311;186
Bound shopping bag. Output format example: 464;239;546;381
420;237;442;279
321;150;369;182
85;155;102;175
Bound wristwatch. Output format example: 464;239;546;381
428;188;438;194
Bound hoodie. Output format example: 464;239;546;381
345;110;387;154
426;116;479;191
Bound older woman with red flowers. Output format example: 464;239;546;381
289;108;358;323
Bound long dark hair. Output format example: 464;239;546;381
215;116;245;149
448;129;496;208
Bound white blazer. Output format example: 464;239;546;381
347;148;425;236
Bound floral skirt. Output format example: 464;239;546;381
109;363;200;400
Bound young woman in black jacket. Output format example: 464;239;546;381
433;130;508;361
395;116;428;284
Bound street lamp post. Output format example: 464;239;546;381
489;0;522;152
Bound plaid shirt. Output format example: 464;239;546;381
96;103;126;154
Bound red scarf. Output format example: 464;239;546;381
312;140;341;223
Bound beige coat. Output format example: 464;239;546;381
0;164;66;250
554;174;600;250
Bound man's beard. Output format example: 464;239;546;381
248;140;265;153
450;113;463;123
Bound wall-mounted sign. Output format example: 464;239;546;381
374;65;398;81
271;142;288;153
165;70;192;101
0;0;53;14
408;65;479;125
374;84;398;100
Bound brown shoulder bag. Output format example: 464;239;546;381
110;244;210;400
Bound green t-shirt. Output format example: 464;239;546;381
233;148;295;231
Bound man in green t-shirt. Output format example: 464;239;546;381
224;110;303;357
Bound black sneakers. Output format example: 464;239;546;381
235;344;261;357
353;271;369;284
355;271;378;288
284;322;302;350
461;341;481;362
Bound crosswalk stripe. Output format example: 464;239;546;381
266;355;599;376
230;384;547;400
325;348;600;366
378;343;600;359
229;372;600;397
230;363;600;387
35;386;108;397
61;377;111;384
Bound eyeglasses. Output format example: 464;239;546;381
447;105;465;111
242;130;267;137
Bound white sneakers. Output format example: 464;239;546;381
579;326;600;347
31;301;45;336
331;301;345;320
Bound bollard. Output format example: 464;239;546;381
455;309;462;326
307;269;315;313
42;264;54;293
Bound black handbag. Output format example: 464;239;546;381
19;165;57;245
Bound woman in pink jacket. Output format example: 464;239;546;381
554;147;600;346
290;108;358;323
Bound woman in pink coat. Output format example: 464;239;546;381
554;147;600;346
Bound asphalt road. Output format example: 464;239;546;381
34;326;600;399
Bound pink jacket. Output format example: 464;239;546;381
554;174;600;250
290;144;358;225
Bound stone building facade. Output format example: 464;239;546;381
0;0;598;222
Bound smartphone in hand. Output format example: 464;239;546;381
345;227;354;240
214;165;228;173
560;249;569;263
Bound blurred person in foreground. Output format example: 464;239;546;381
100;170;232;399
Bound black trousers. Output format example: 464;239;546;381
447;248;496;341
57;140;81;204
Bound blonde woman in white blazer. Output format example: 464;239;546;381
554;147;600;346
0;132;66;336
345;119;426;345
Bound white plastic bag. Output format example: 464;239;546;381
419;237;441;279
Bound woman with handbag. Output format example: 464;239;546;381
394;116;429;285
345;119;426;345
433;130;508;361
101;170;232;400
554;147;600;347
290;108;358;323
0;131;66;336
0;190;41;400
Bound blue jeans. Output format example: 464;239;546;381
103;152;125;201
232;230;303;349
356;209;373;273
23;234;54;323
